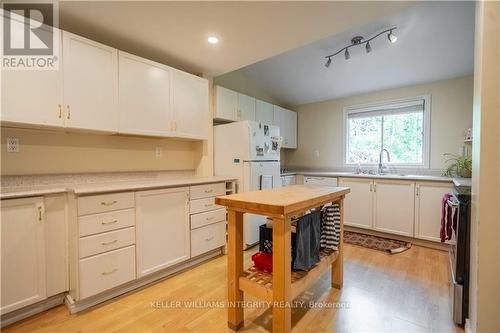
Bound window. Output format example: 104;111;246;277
344;96;430;167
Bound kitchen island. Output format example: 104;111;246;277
216;185;350;333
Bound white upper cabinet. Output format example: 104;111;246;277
237;93;256;121
118;51;172;137
1;197;46;314
274;106;297;148
373;180;415;237
63;32;118;132
339;177;374;229
172;70;209;140
255;100;274;124
1;29;63;127
214;86;238;121
415;182;453;242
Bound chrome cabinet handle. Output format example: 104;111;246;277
206;216;215;221
369;183;373;192
415;185;420;196
101;268;118;276
66;105;70;119
101;220;118;225
101;239;118;246
205;236;214;242
373;183;377;192
37;205;43;222
204;189;213;193
204;203;214;207
58;104;62;118
101;200;117;206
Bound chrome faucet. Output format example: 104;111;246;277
378;149;391;174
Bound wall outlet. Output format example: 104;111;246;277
6;137;19;153
155;146;163;158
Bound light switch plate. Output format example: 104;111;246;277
6;137;19;153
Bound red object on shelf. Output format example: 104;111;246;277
251;252;273;273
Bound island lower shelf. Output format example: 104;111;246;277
239;249;339;301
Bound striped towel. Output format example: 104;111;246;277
320;204;341;250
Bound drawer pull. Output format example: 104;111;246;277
204;203;213;207
101;200;117;206
204;189;213;193
101;220;118;226
101;239;118;246
205;236;214;241
206;216;215;221
101;268;118;276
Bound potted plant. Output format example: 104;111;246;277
443;153;472;178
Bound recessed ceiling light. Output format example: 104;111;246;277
207;36;219;44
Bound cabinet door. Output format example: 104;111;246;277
338;178;374;229
237;93;256;121
1;197;46;314
44;194;68;297
118;51;172;136
1;29;63;127
214;86;237;121
63;32;118;132
274;106;297;148
415;182;453;242
172;71;209;139
374;180;415;236
136;188;190;277
255;100;274;124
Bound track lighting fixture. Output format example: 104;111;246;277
387;29;397;43
325;57;332;68
324;26;397;67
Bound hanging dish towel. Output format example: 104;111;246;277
320;203;341;251
293;210;321;271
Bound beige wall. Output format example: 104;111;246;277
285;75;474;171
0;127;205;175
469;1;500;332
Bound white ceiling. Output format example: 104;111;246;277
59;1;412;76
217;1;475;106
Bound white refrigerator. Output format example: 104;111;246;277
214;121;281;247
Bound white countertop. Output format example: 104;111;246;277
1;172;235;199
281;170;453;182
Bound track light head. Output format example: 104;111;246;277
325;57;332;68
344;48;350;60
365;41;372;53
388;30;397;43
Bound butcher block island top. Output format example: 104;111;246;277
215;185;350;333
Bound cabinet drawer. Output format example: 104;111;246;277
190;197;222;214
79;245;136;299
79;209;135;237
191;208;226;230
190;222;226;257
79;227;135;258
78;192;134;216
190;183;225;200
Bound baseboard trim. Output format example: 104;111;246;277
66;248;223;314
344;226;449;251
1;293;66;327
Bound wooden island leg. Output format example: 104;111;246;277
227;210;244;331
332;199;344;289
272;216;292;333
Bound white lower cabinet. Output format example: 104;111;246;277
415;182;453;242
338;178;374;229
1;197;46;314
191;222;226;258
79;245;136;299
373;180;415;237
135;187;190;277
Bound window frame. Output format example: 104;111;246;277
342;94;431;168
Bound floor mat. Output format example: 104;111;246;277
343;230;412;254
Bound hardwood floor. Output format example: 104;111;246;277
3;244;461;333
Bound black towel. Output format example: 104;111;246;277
293;210;321;271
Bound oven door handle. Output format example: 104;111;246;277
447;198;460;207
